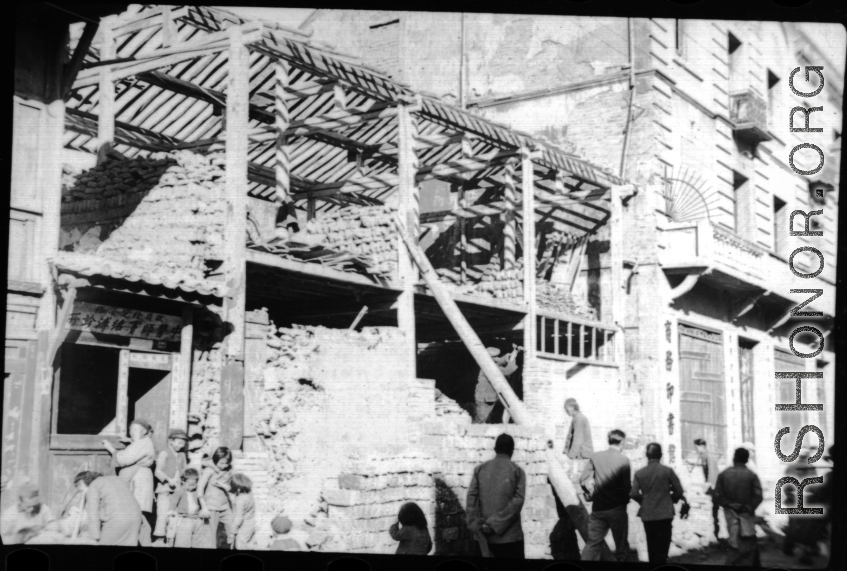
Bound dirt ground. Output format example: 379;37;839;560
668;536;831;569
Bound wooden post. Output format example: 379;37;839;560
117;349;130;436
97;18;116;164
458;184;468;284
502;158;518;270
220;27;250;451
396;102;420;373
554;319;560;355
522;147;539;359
610;185;628;365
170;307;193;431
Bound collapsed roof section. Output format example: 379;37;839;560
64;5;628;239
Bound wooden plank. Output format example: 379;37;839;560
537;352;619;368
97;22;116;165
128;352;172;370
503;159;518;269
566;322;572;356
63;21;100;101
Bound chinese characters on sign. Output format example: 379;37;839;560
66;302;182;342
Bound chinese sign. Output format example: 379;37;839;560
67;302;182;342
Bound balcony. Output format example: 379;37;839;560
730;90;772;145
657;220;835;318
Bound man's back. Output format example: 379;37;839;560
90;476;141;520
581;448;631;511
631;461;683;521
466;454;526;544
714;465;762;510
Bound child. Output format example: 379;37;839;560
198;447;234;549
166;469;212;548
389;502;432;555
153;428;188;544
268;515;304;551
230;473;256;550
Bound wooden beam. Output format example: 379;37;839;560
220;27;250;451
502;158;518;269
246;249;397;290
170;307;193;431
397;104;419;373
63;20;99;101
522;147;540;359
96;20;116;165
274;57;297;234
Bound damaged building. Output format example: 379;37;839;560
304;10;841;556
4;5;648;557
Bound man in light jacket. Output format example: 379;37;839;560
630;443;685;565
580;429;631;562
564;398;594;462
713;448;763;566
466;433;527;558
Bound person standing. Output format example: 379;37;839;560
230;473;256;550
466;433;527;559
579;429;631;562
694;438;720;537
564;399;594;462
152;428;188;544
630;443;686;565
474;347;519;424
713;448;763;566
103;419;156;543
74;471;143;546
198;446;235;549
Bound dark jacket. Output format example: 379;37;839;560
713;464;763;513
466;453;526;544
389;523;433;555
580;447;631;512
630;459;684;521
565;412;594;460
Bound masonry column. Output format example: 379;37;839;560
220;27;249;451
396;100;420;374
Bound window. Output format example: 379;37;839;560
773;195;788;257
738;339;756;446
732;170;751;236
775;349;807;451
767;69;780;128
728;32;744;94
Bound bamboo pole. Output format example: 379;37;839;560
96;19;116;165
522;147;539;359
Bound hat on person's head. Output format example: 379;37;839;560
168;428;189;441
693;438;706;446
131;418;153;433
18;483;40;507
486;347;501;357
271;515;292;534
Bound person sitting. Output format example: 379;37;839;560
268;515;305;551
0;483;60;544
74;471;143;546
389;502;433;555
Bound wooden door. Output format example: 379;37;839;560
679;324;727;462
128;352;172;452
739;342;755;445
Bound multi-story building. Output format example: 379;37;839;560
306;9;840;533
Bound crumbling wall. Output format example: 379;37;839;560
187;344;223;466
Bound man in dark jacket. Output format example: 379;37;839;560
630;443;685;565
466;433;527;558
580;429;631;562
714;448;763;566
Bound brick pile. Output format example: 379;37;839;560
535;281;597;319
187;345;223;466
94;150;227;281
434;389;473;423
61;156;175;202
472;255;525;301
301;205;398;277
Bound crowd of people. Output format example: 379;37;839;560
1;405;834;565
0;419;303;550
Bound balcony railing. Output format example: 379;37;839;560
730;90;772;144
535;313;618;367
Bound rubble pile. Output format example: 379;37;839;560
61;156;176;202
471;255;525;301
187;346;223;465
535;281;597;319
94;151;227;280
302;205;398;276
434;389;473;423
